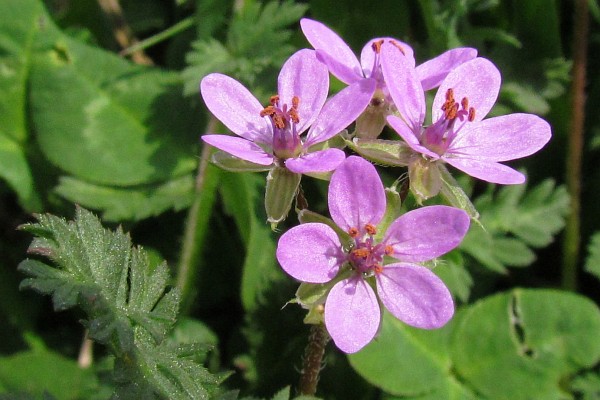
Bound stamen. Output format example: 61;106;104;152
384;245;394;255
289;109;299;124
260;106;275;118
352;248;370;259
269;95;279;105
388;39;406;55
373;264;384;274
468;107;476;122
348;227;359;238
272;114;285;129
365;224;377;236
371;39;384;54
461;97;469;110
292;96;300;109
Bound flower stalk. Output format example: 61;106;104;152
299;323;330;396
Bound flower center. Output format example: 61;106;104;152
347;223;393;278
260;95;303;159
422;88;476;156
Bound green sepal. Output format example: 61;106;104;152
409;157;442;203
438;163;480;222
265;166;301;229
375;187;403;241
346;138;413;166
211;150;272;173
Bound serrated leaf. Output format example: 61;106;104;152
585;232;600;281
182;0;307;94
461;179;568;273
18;207;224;398
55;174;195;222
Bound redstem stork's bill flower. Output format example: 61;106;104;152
276;156;470;353
200;49;375;226
380;43;552;200
300;18;477;139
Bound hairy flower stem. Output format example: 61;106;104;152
298;324;330;396
176;116;221;314
563;0;589;291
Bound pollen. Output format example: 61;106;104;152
389;39;406;55
269;95;280;105
260;105;275;118
384;245;394;255
468;107;476;122
352;248;371;259
365;224;377;236
461;97;469;110
371;39;384;54
348;227;359;237
373;264;384;274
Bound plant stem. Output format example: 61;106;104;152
176;116;220;314
97;0;153;65
120;17;195;57
298;324;330;396
77;330;93;368
563;0;589;291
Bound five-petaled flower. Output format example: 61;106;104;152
380;42;552;197
300;18;478;138
201;48;375;175
276;156;470;353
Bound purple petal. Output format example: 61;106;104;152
376;263;454;329
417;47;478;91
432;58;501;122
200;74;271;144
278;49;329;134
305;78;376;147
285;149;345;174
325;277;381;353
202;135;273;165
360;38;415;78
384;205;470;263
380;42;425;132
448;113;551;161
300;18;363;84
444;157;526;184
276;223;344;283
328;156;386;232
387;116;440;160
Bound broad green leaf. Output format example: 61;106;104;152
0;337;99;399
0;134;41;210
18;207;225;398
570;372;600;400
30;40;198;186
219;172;281;311
434;251;473;303
55;174;195;222
585;232;600;281
451;289;600;400
349;311;455;397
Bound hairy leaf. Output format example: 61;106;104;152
18;207;224;399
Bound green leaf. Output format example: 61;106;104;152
349;311;455;397
452;289;600;400
182;0;307;94
460;179;569;272
0;336;99;400
18;207;225;399
219;172;280;311
0;134;41;211
30;41;198;186
585;232;600;281
55;174;195;222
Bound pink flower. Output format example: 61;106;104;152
200;49;375;174
276;156;470;353
381;43;552;185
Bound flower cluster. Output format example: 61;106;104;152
199;18;552;353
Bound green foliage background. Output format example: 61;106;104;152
1;0;600;399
